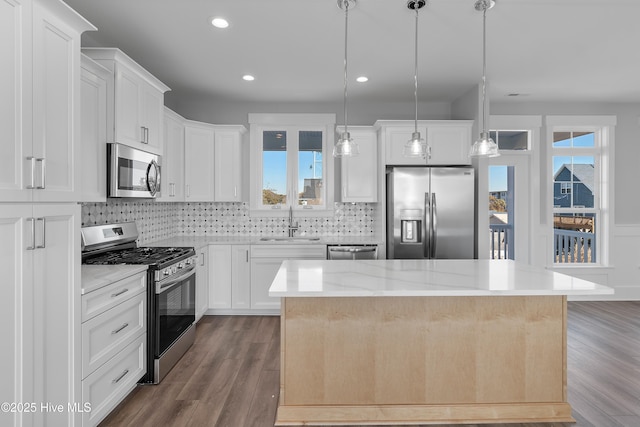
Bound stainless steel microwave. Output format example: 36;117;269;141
108;143;161;198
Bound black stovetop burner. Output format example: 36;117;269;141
83;246;193;267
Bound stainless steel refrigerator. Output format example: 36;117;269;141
386;166;475;259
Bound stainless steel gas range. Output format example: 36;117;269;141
81;222;196;384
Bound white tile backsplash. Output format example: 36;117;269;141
82;201;376;244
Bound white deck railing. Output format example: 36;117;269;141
554;229;595;263
489;224;512;260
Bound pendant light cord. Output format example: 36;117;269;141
343;0;350;136
413;7;419;135
481;5;487;135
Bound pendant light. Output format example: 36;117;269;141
469;0;500;157
403;0;429;158
333;0;359;157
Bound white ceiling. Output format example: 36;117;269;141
64;0;640;106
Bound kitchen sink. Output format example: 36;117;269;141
259;237;321;242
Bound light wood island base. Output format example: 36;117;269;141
276;296;575;426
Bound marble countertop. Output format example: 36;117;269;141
268;259;615;297
147;235;382;250
81;265;148;295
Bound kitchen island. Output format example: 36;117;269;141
268;259;614;426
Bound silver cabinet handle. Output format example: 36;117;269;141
26;157;36;189
246;249;249;263
112;369;129;384
26;218;36;250
111;288;129;298
170;183;175;197
35;217;45;249
200;252;205;266
111;323;129;335
234;186;237;197
36;158;45;189
186;184;190;198
140;126;146;144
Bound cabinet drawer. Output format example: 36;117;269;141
82;271;146;321
251;244;326;259
82;292;146;378
82;334;146;427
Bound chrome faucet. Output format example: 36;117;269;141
288;206;299;237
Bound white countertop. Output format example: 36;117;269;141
268;259;615;297
81;265;148;295
147;235;382;250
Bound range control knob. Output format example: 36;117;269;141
163;269;171;276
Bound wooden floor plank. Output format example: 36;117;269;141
98;302;640;427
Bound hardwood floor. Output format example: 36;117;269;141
99;302;640;427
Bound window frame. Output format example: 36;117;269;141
545;116;615;267
249;113;336;216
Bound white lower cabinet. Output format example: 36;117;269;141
250;245;326;311
81;270;147;427
81;334;146;427
231;245;251;309
209;244;251;311
195;245;209;322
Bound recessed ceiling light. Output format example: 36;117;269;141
356;76;369;83
242;75;255;81
211;17;229;28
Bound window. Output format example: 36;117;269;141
546;117;615;266
489;130;530;151
249;114;335;213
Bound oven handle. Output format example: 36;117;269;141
155;265;196;294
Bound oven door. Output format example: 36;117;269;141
108;143;161;198
154;265;196;357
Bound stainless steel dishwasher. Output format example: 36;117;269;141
327;245;378;260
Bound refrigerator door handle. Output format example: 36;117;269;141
424;192;430;258
431;193;437;258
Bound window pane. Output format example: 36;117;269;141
490;130;529;150
554;213;596;263
298;131;323;206
553;155;595;208
263;131;287;205
553;131;595;148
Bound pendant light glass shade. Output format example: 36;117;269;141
404;0;429;158
469;0;499;158
404;132;428;157
333;0;359;158
334;131;359;156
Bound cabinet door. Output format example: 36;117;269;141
209;245;232;310
184;124;215;201
214;130;242;202
32;3;83;202
140;83;163;153
159;110;185;201
80;58;110;202
195;245;209;322
0;0;30;202
428;123;472;165
340;128;378;202
250;258;283;310
114;65;142;147
0;205;33;427
384;127;427;166
31;203;81;427
231;245;251;309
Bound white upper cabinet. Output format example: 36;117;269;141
377;120;473;166
336;126;378;203
184;121;215;201
0;0;95;203
214;126;246;202
184;121;246;202
82;48;170;155
80;55;112;202
159;108;185;201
